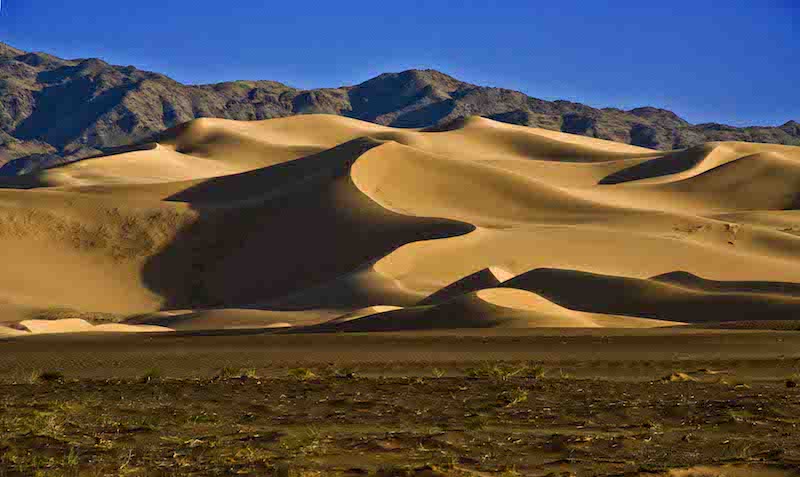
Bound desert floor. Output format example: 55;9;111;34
2;329;800;476
3;329;800;381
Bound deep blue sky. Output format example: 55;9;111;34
1;1;797;126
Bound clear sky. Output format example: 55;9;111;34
1;0;796;126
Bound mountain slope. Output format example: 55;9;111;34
0;42;797;173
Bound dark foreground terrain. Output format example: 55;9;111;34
3;330;800;476
2;363;800;476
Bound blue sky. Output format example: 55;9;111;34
1;0;797;126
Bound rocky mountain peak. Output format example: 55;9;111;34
0;42;797;173
628;106;689;126
0;42;25;58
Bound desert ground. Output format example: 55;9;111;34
3;115;800;474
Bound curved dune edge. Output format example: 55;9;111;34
261;261;428;312
651;271;800;297
599;142;800;185
417;267;509;306
126;308;336;331
301;287;682;333
13;319;172;335
0;115;797;335
498;268;800;324
0;326;27;338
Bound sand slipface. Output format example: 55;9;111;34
1;114;800;336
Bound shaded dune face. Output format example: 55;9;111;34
1;114;800;335
499;268;800;324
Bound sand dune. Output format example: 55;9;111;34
128;308;337;331
1;114;800;336
15;319;171;335
417;267;510;305
651;271;800;297
305;288;678;332
499;268;800;324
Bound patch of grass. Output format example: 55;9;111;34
278;426;326;457
499;388;529;407
526;363;546;379
464;414;488;431
499;468;521;477
557;368;574;379
662;372;696;383
727;409;755;423
373;464;413;476
63;447;79;468
431;368;446;378
240;367;259;379
323;364;357;379
215;366;258;380
465;363;496;380
216;366;239;380
31;370;65;383
31;412;66;438
272;462;291;477
187;412;216;425
465;362;543;381
288;368;317;381
234;445;273;466
27;370;43;384
140;368;162;383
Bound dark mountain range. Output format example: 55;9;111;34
0;41;797;174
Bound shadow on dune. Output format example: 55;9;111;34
416;268;504;306
599;144;714;184
499;268;800;323
139;137;476;310
651;271;800;297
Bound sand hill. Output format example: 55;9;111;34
2;114;800;337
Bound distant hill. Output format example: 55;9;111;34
0;41;797;173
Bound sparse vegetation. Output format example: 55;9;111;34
498;387;529;407
215;366;258;380
0;373;796;475
215;366;239;379
288;368;317;381
499;468;522;477
374;464;413;477
63;447;79;468
556;368;574;379
662;371;696;382
465;361;544;381
141;367;162;383
240;367;259;379
32;370;65;383
324;365;357;380
26;370;42;384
